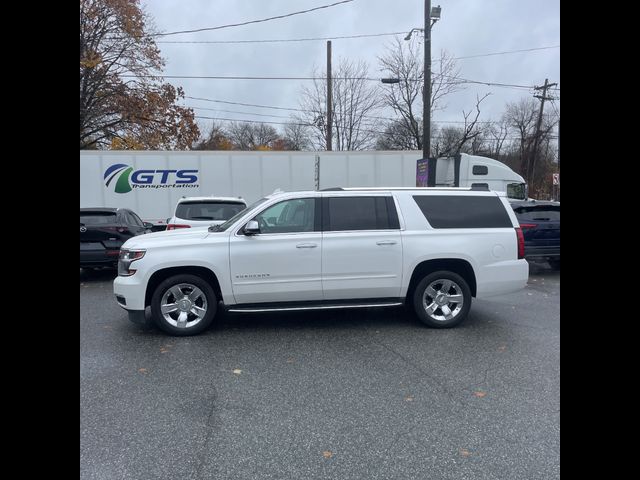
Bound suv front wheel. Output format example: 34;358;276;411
413;271;472;328
150;274;217;336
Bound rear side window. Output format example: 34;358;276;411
325;196;399;231
514;206;560;222
413;195;512;228
176;201;246;221
80;212;117;225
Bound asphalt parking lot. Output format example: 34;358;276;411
80;262;559;480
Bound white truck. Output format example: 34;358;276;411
80;151;526;229
113;187;529;336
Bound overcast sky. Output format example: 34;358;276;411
143;0;560;138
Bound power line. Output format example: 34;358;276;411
187;96;304;112
186;105;292;119
160;35;559;62
153;0;355;37
186;96;557;124
125;73;541;90
194;115;558;141
453;45;560;60
158;31;404;44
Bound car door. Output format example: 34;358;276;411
229;196;323;304
321;194;403;300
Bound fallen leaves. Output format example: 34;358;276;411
498;345;507;352
460;449;471;457
322;451;333;459
405;395;414;402
286;358;294;363
232;369;242;375
473;391;486;398
138;368;148;374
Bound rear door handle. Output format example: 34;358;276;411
376;240;397;246
296;243;318;249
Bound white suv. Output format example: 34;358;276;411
166;196;247;230
114;187;529;336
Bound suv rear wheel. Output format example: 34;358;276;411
413;271;472;328
150;274;217;336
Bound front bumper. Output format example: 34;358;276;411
114;274;147;310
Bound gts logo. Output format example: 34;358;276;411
235;273;270;279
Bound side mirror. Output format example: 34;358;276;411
144;222;154;229
244;220;260;235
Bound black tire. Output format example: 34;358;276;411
412;271;472;328
150;274;217;336
548;259;560;270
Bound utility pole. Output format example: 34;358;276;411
423;0;431;165
326;40;332;151
530;78;557;189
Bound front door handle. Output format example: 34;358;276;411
296;243;318;249
376;240;397;246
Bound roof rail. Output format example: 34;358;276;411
321;187;344;191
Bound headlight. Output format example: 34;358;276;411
118;249;146;276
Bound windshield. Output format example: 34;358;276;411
208;197;269;232
176;201;246;221
507;182;527;200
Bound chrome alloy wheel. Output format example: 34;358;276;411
422;279;464;322
160;283;208;329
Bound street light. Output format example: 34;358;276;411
404;2;442;186
404;28;424;41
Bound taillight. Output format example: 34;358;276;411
166;224;191;230
519;223;537;229
515;227;525;259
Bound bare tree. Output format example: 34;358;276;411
503;97;559;197
433;93;490;156
482;119;510;158
377;37;464;152
376;119;422;150
194;121;233;150
282;122;312;150
298;59;382;151
226;122;281;150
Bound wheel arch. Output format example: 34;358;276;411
405;258;477;305
145;266;223;308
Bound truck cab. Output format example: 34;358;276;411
432;153;527;200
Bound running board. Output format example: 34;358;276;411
227;299;403;313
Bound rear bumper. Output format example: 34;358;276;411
476;259;529;298
525;245;560;258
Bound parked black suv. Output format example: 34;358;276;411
80;208;151;269
509;200;560;269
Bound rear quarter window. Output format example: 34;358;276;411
413;195;513;228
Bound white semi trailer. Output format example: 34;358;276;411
80;150;526;227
